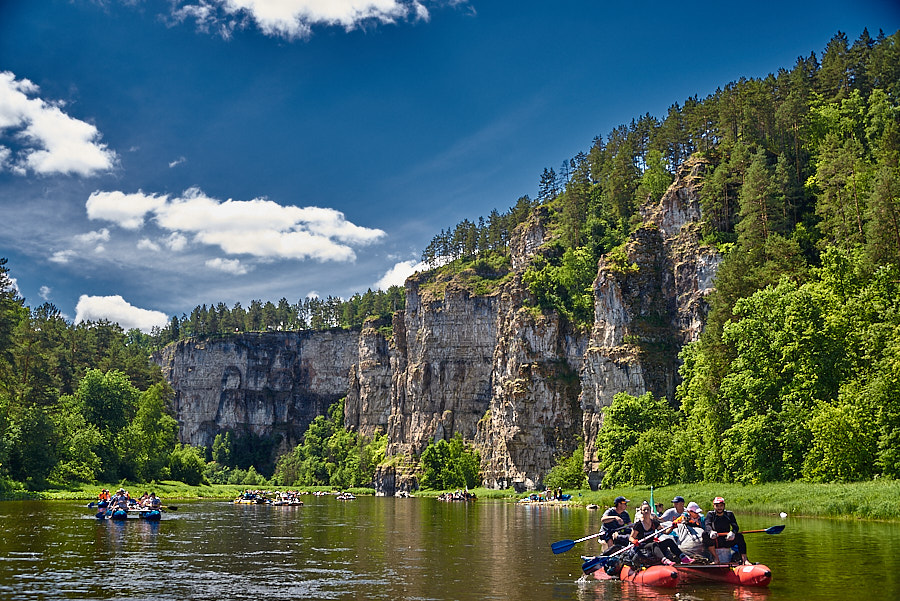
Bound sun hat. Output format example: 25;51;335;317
713;496;725;504
687;502;702;513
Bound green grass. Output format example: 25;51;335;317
10;479;900;521
2;481;376;502
534;480;900;521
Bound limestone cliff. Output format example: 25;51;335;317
155;157;719;493
153;330;358;449
580;156;719;485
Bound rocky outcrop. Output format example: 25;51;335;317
153;331;358;449
580;156;718;486
475;277;587;491
386;277;500;458
156;157;719;493
345;318;393;438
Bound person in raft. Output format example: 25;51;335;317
705;496;751;564
631;501;694;565
599;496;631;552
658;495;686;522
675;501;715;560
148;492;161;509
110;488;130;511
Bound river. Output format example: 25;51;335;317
0;496;897;600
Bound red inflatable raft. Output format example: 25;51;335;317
592;564;679;588
674;563;772;587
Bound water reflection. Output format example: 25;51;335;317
0;500;899;600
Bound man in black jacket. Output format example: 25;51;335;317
705;496;751;564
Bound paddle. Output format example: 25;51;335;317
716;524;785;536
551;522;634;555
581;523;674;574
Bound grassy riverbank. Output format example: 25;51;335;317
5;480;899;521
0;481;377;502
548;480;900;521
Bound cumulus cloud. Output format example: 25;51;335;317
86;190;168;230
165;232;188;251
87;187;385;262
171;0;431;40
0;71;117;176
374;258;428;289
74;295;169;333
206;257;249;274
75;228;111;244
49;250;76;264
39;285;51;300
137;238;161;251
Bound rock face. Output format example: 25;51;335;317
155;156;719;492
153;331;359;449
580;156;718;485
475;278;587;492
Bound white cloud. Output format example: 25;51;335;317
75;228;111;244
0;71;117;176
206;257;249;274
74;294;169;333
4;276;19;295
375;258;427;289
137;238;161;251
39;285;51;300
86;190;168;230
165;232;188;251
169;156;186;168
306;290;320;299
88;186;385;262
172;0;431;40
49;250;76;264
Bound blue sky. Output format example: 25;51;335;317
1;1;898;331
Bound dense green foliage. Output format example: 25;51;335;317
418;433;481;490
271;399;387;489
543;441;589;490
515;29;900;485
152;286;405;348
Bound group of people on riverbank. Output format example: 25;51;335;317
436;489;477;502
599;494;751;565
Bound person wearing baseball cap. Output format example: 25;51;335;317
599;495;631;552
659;495;686;522
705;496;751;564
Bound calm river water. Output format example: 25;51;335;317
1;496;898;600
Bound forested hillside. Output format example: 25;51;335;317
424;28;900;485
1;29;899;490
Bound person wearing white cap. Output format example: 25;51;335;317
705;496;751;564
675;501;715;559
